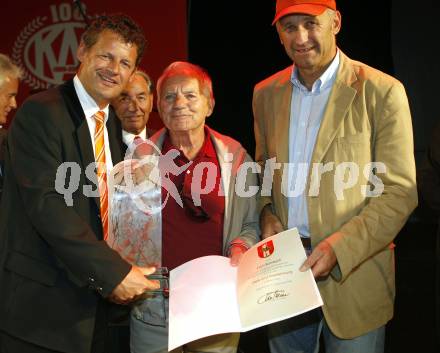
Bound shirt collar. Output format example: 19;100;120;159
291;49;340;93
122;127;147;146
162;127;216;160
73;75;109;121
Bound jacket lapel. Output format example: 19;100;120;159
311;52;358;164
107;107;124;165
273;69;292;166
59;80;100;210
272;68;293;226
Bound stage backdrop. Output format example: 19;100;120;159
1;0;188;129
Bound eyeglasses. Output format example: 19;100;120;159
179;169;211;221
180;187;210;220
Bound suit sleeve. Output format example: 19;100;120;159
8;99;130;297
327;81;418;282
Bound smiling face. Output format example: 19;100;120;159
158;76;213;135
76;29;138;109
0;76;19;125
277;9;341;80
112;73;153;135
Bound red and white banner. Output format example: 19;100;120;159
1;0;188;129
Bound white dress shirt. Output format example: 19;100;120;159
73;75;113;173
122;127;147;146
287;51;340;238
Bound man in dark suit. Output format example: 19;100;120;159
112;69;155;154
0;15;159;353
0;53;21;201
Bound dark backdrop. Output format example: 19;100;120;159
188;0;396;155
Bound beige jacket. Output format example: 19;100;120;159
253;51;417;338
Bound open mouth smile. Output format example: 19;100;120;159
98;72;118;85
295;47;314;54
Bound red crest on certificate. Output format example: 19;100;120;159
257;240;274;258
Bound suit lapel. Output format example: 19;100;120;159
0;129;6;181
0;129;7;162
107;107;124;165
311;52;358;164
274;75;292;165
59;80;100;209
272;68;292;226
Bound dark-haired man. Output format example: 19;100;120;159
112;70;154;153
0;14;159;353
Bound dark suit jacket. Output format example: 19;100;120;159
0;128;6;200
0;80;131;353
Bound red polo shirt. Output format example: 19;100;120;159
161;130;225;270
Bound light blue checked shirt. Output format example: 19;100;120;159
287;51;340;238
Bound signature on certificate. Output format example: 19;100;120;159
257;290;289;304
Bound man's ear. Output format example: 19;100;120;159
147;94;154;114
206;98;215;118
275;22;284;45
332;10;342;35
77;40;86;62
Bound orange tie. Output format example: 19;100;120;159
93;111;109;240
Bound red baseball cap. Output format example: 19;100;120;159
272;0;337;25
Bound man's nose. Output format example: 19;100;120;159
127;99;139;111
294;27;309;45
173;94;186;108
106;60;120;74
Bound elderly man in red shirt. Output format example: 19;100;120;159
129;61;259;353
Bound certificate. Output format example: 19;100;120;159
168;228;323;351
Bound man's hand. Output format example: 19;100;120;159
300;239;337;278
260;204;284;239
108;265;160;305
229;245;247;266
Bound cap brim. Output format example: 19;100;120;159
272;4;328;25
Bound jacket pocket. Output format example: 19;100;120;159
4;251;58;286
336;133;369;144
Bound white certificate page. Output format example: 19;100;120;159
237;228;323;330
168;228;323;351
168;256;241;351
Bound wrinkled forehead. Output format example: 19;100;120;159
160;75;202;93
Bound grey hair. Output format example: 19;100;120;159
0;54;22;87
134;70;154;93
